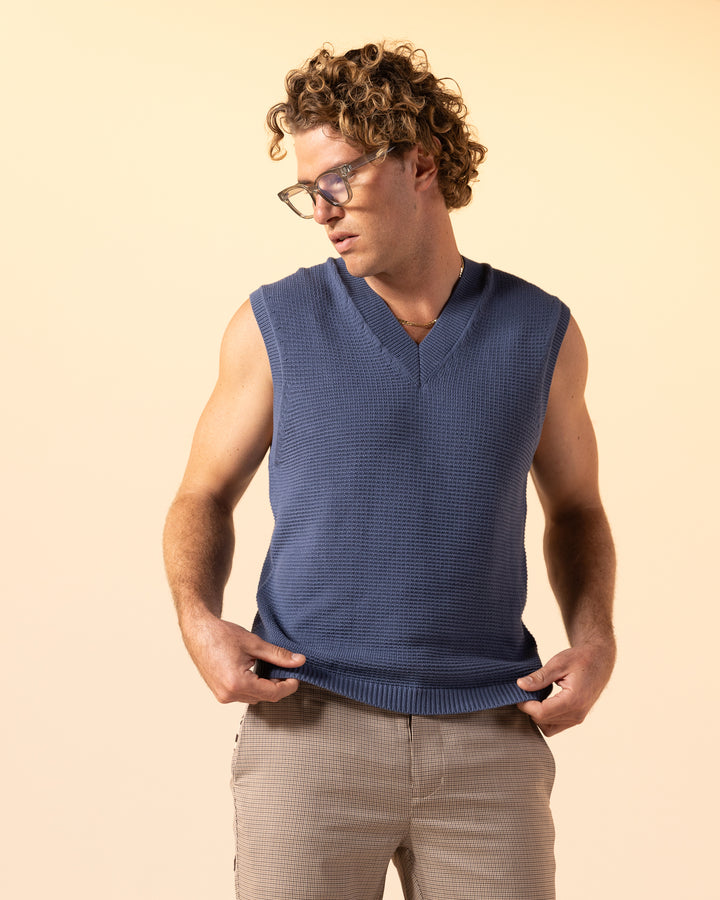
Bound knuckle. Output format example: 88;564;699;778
213;676;243;705
215;681;242;703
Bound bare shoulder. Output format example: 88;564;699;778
532;315;600;514
178;299;273;507
218;298;271;385
550;314;589;401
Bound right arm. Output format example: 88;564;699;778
162;299;305;704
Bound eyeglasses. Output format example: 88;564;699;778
278;147;394;219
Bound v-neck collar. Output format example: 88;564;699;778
331;257;490;386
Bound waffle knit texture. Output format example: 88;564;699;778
249;257;570;715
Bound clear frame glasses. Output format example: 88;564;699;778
278;146;394;219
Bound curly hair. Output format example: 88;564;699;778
266;42;487;210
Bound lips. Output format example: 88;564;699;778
330;232;358;253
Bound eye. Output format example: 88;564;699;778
317;172;345;194
316;173;349;204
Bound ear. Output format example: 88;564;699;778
413;141;440;194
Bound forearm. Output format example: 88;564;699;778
162;491;235;629
516;505;616;734
543;505;616;652
162;490;305;703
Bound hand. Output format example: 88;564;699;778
516;641;616;737
181;614;306;705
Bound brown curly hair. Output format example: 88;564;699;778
266;42;487;210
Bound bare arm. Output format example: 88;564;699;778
163;299;305;704
516;316;616;736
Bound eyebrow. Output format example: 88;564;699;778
296;156;358;186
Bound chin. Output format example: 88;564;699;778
338;255;365;278
338;251;379;280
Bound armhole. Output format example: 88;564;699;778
538;300;571;426
250;288;281;378
250;287;286;466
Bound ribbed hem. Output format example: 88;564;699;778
256;660;551;716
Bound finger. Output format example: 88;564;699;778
516;667;552;691
536;722;569;738
516;655;568;692
517;696;561;724
255;677;302;704
516;699;543;718
516;700;557;734
239;673;300;706
531;683;575;714
245;633;306;668
521;689;585;733
517;700;563;736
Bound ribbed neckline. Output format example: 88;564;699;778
331;257;490;386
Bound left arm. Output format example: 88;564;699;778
516;315;616;737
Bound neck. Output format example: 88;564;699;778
364;220;462;324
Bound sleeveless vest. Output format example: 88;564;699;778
249;257;570;715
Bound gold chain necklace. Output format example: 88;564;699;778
395;258;465;329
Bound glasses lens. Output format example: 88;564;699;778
283;186;315;218
316;172;349;205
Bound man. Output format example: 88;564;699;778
163;42;616;900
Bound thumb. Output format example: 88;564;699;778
249;633;305;668
517;664;554;692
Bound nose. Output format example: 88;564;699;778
313;194;344;226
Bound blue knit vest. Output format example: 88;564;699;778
250;257;570;715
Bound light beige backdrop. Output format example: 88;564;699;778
2;1;718;898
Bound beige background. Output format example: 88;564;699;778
2;1;718;897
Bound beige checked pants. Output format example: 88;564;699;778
231;682;556;900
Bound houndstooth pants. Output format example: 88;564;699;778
231;681;556;900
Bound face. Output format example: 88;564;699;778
292;127;422;280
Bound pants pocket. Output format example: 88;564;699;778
229;710;248;786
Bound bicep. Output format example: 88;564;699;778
178;299;274;509
531;315;602;519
